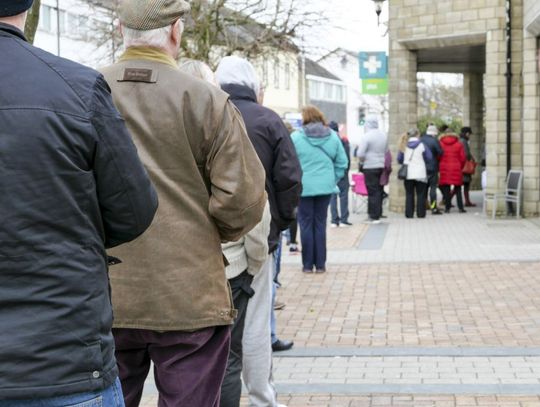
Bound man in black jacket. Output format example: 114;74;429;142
421;124;444;214
216;56;302;407
0;3;157;404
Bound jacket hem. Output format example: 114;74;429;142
113;317;234;331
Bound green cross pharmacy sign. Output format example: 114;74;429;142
359;51;388;95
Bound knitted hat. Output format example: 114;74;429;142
0;0;34;17
118;0;190;30
426;125;438;136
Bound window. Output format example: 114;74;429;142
39;5;52;32
309;80;322;100
284;63;290;90
336;85;345;102
324;83;333;100
58;10;66;34
273;59;280;89
262;61;268;87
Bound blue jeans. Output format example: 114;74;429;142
330;177;350;224
0;377;124;407
297;195;331;270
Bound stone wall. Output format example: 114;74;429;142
389;0;540;216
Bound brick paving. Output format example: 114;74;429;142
139;202;540;406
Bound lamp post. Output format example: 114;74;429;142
372;0;386;26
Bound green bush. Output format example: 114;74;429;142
417;116;462;134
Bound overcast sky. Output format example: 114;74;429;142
302;0;389;58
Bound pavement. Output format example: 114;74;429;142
140;192;540;406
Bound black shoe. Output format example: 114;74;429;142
341;221;353;226
444;208;451;214
272;339;294;352
459;209;467;213
432;209;443;215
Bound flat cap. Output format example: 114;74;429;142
119;0;190;30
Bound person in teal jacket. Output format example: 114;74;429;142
291;105;348;273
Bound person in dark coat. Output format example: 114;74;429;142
216;55;303;406
421;124;444;214
439;130;467;213
0;3;157;404
329;121;352;227
460;126;477;207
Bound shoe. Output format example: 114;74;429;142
340;221;352;227
302;268;313;273
432;209;443;215
289;244;298;252
444;208;451;214
315;268;326;273
274;301;286;310
363;218;381;224
465;202;477;207
272;339;294;352
330;223;339;228
380;215;388;219
459;209;467;213
277;404;288;407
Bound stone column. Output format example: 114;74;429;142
463;72;485;189
388;41;418;213
521;32;540;216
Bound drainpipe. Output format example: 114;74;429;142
505;0;512;174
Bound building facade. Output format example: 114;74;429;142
389;0;540;216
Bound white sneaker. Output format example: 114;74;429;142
277;404;288;407
330;223;339;228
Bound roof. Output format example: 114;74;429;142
317;48;358;63
304;58;342;81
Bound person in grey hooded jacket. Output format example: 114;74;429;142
356;116;388;223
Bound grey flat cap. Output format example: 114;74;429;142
119;0;190;30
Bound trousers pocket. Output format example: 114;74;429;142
66;396;102;407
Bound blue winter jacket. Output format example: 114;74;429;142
291;123;348;197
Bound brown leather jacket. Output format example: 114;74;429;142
101;47;266;331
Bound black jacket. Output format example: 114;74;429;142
0;23;157;399
221;84;302;253
420;134;443;174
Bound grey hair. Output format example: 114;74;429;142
179;59;218;85
123;19;184;49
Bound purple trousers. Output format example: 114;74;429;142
113;326;231;407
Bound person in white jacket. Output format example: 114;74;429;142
397;128;433;218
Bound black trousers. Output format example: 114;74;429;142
220;271;254;407
363;168;384;220
440;185;464;211
427;173;439;208
404;180;428;218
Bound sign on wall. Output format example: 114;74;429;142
359;51;388;95
359;52;387;79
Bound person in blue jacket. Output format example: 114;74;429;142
291;106;348;273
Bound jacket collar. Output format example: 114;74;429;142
220;83;257;103
119;46;178;69
0;22;27;41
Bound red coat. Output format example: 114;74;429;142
439;134;466;186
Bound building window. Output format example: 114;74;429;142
38;5;52;32
262;61;268;87
273;59;280;89
324;83;333;100
285;63;290;90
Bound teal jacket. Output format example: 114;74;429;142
291;123;348;197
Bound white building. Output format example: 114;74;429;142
34;0;117;68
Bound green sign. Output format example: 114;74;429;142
362;78;388;95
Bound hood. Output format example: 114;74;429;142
303;123;332;144
440;133;459;145
215;56;260;96
220;83;257;103
364;115;379;131
407;138;421;148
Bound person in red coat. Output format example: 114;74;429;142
439;131;466;213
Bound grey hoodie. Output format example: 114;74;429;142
357;116;388;169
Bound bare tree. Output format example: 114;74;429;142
77;0;324;66
24;0;41;44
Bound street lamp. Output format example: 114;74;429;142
372;0;386;26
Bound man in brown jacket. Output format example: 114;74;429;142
101;1;267;406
